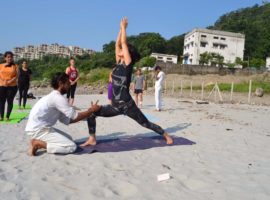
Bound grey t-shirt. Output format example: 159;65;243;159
134;75;145;90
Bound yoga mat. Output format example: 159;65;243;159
75;136;195;154
144;113;158;122
13;104;32;110
0;111;29;124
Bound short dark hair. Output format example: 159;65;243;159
70;57;75;61
128;44;140;65
154;66;161;71
51;72;69;89
4;51;14;58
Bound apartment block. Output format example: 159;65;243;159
13;43;94;60
183;28;245;67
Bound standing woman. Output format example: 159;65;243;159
18;60;32;109
0;52;19;121
133;68;145;108
81;17;173;146
65;58;79;106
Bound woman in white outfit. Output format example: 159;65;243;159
154;66;165;111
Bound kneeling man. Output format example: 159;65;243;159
25;72;100;156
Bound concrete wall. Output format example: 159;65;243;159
156;61;266;76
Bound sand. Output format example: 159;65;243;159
0;94;270;200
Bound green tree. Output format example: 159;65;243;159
212;3;270;60
165;34;184;56
135;56;156;68
199;52;211;65
250;58;266;69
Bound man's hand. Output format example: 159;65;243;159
89;100;101;113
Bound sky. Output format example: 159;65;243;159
0;0;263;53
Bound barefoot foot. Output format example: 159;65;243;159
80;136;97;147
28;139;39;156
163;133;173;145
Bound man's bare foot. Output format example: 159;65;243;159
28;139;39;156
163;133;173;145
28;139;46;156
80;135;97;147
154;109;161;112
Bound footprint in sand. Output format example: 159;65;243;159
106;181;138;198
0;179;16;193
183;178;208;190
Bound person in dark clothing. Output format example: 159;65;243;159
18;60;32;109
80;17;173;146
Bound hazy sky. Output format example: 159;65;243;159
0;0;262;52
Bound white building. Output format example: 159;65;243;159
12;43;94;61
266;57;270;70
150;53;178;64
183;28;245;67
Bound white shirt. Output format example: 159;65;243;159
25;90;78;133
155;71;165;89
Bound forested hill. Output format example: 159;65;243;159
209;3;270;60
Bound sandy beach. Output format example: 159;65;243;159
0;94;270;200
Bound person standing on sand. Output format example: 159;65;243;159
0;51;19;121
65;58;79;106
133;68;145;108
18;60;32;109
80;17;173;147
25;72;100;156
154;66;165;111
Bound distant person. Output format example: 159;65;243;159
0;51;19;121
18;60;32;109
80;17;173;147
133;68;145;108
65;58;79;106
154;66;165;111
108;71;113;104
25;72;100;156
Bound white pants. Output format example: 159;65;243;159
28;127;77;154
155;87;162;110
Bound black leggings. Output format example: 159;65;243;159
87;99;165;136
67;83;77;99
18;83;29;107
0;86;18;119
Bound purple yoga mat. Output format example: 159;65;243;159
75;136;195;154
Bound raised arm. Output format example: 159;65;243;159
115;30;122;64
120;17;132;66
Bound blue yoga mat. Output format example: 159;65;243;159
75;136;195;154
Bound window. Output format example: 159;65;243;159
191;42;194;47
213;43;219;48
157;56;163;59
167;57;172;60
200;42;207;47
214;36;219;39
201;35;207;38
221;37;226;41
220;45;227;49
